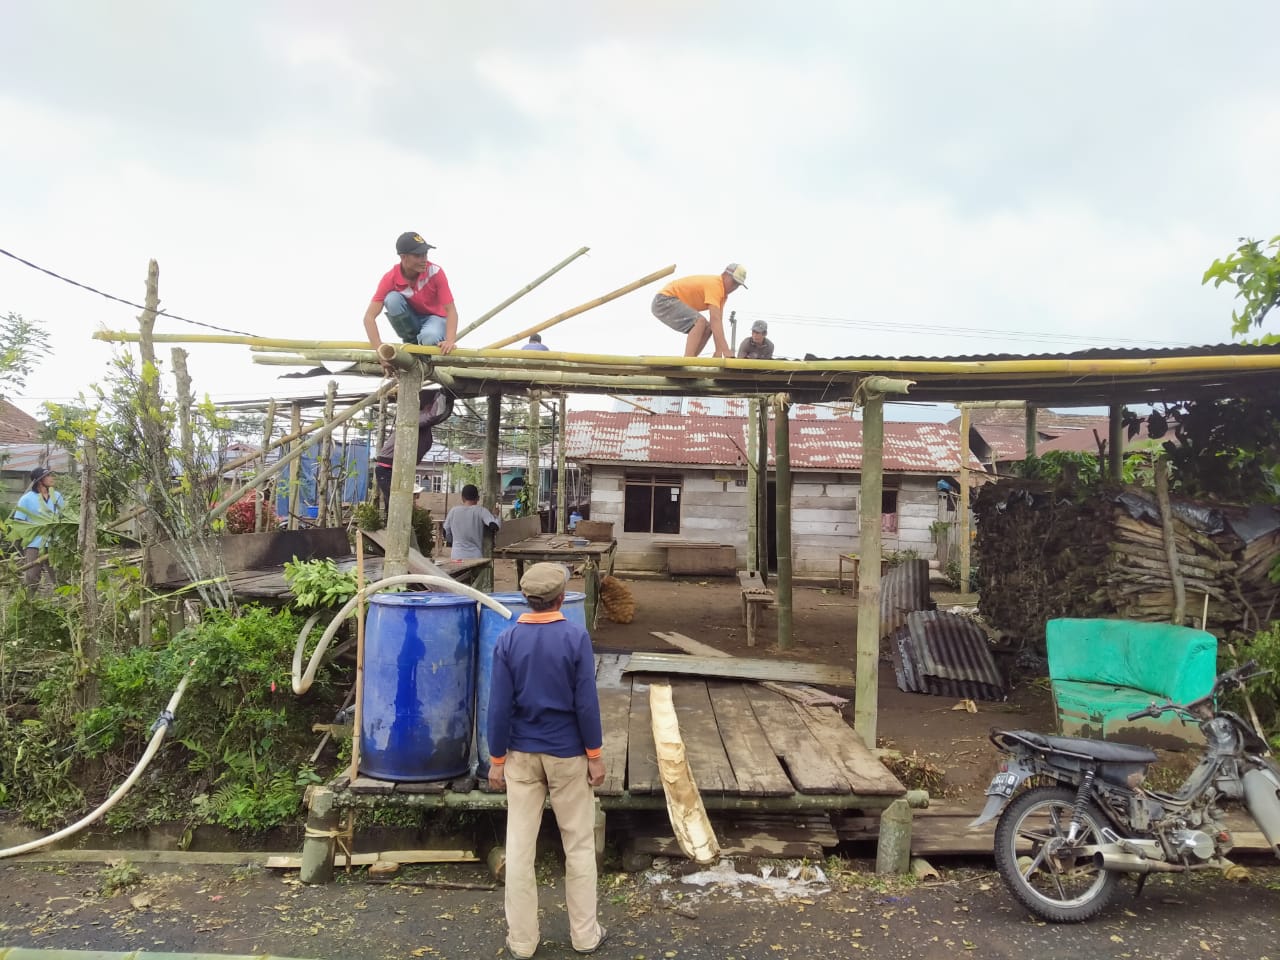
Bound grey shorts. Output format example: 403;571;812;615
652;293;701;334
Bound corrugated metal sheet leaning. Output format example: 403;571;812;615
890;611;1007;702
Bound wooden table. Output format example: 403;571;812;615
836;553;889;594
493;534;618;628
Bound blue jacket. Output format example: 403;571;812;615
14;489;65;550
487;612;602;760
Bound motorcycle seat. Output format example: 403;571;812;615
1002;729;1158;764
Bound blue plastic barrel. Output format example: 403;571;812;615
360;592;478;781
476;591;586;777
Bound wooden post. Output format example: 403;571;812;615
875;798;912;875
299;787;337;885
1155;458;1186;625
1108;404;1123;482
752;399;762;586
375;390;389;509
350;531;367;782
959;405;972;597
286;401;303;530
556;397;567;534
171;347;194;461
774;394;793;649
1025;404;1037;459
483;395;502;512
256;399;276;532
136;259;163;649
384;360;424;578
317;381;337;526
854;392;885;748
746;400;759;574
526;394;540;520
75;434;100;709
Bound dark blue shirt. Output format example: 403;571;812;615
487;612;602;759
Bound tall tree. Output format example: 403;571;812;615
1204;236;1280;341
0;311;51;401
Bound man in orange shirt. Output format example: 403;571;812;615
651;263;748;357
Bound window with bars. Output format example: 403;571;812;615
624;473;682;534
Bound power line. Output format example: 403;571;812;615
0;247;260;338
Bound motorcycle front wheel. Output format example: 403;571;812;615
993;784;1120;922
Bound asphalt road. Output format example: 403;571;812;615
1;856;1278;960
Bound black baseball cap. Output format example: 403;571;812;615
396;232;435;255
29;466;52;489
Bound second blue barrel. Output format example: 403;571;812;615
476;591;586;777
360;592;478;781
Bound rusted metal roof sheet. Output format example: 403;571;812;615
616;396;856;420
880;559;932;638
0;444;72;476
891;611;1007;702
566;411;983;473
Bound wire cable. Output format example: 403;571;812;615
0;247;260;338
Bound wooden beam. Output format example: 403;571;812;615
624;652;854;686
854;392;884;748
959;404;972;597
757;397;770;582
746;400;759;574
383;361;424;578
556;396;567;533
774;394;793;649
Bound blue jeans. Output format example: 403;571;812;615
383;291;447;345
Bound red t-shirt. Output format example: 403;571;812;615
372;263;454;316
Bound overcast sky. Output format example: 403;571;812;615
3;1;1278;423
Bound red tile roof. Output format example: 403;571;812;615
0;401;42;443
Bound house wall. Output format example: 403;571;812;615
586;466;944;577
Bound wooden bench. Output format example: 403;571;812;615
738;571;775;647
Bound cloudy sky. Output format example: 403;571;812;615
3;1;1278;422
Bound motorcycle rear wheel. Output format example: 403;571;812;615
993;784;1119;922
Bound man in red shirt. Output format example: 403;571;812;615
651;263;748;358
362;232;459;374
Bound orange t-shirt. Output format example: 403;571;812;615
659;274;727;312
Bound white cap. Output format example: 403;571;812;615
724;263;748;288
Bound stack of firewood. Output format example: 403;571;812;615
974;481;1280;646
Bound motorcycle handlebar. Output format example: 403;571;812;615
1126;703;1163;722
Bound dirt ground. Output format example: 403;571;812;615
491;561;1056;800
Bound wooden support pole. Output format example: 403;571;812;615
746;400;759;574
757;397;770;583
959;405;972;597
299;787;337;885
875;797;912;875
136;259;163;649
483;396;502;510
1154;458;1186;625
286;402;303;530
255;399;276;532
556;397;567;534
350;531;367;783
854;392;885;748
1108;404;1123;482
316;380;337;526
774;394;793;649
455;246;590;341
526;394;540;518
75;434;100;710
1025;404;1037;459
384;360;424;579
171;347;194;461
483;264;676;349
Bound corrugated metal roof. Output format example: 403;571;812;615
614;396;856;420
0;444;73;475
819;342;1280;363
566;410;982;472
891;611;1007;702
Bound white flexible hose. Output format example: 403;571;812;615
291;575;513;695
0;665;196;860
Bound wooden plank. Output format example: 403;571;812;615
631;834;822;860
150;528;350;583
626;677;660;794
266;848;478;870
494;514;543;548
668;679;738;794
706;681;793;797
796;705;906;796
361;527;451;577
744;686;851;794
625;652;854;687
596;684;631;797
652;631;849;707
595;652;630;688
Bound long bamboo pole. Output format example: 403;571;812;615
746;401;758;574
255;399;276;532
774;394;793;650
316;381;337;526
1108;404;1124;481
556;397;567;534
455;246;590;341
482;265;676;349
854;393;885;748
350;531;366;782
286;402;303;530
526;394;540;518
1025;404;1037;458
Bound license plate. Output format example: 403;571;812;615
986;771;1020;798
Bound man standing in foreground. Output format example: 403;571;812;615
443;483;500;560
737;319;774;359
13;466;65;589
362;231;459;375
487;562;607;957
650;263;748;358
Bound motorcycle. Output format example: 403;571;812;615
971;661;1280;922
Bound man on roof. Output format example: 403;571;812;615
737;319;774;360
362;231;459;375
651;263;748;358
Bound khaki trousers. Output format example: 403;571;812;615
503;751;602;956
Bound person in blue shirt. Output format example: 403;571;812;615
520;333;550;351
13;466;66;588
487;562;607;957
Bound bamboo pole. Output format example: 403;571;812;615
1108;404;1123;481
757;397;769;582
350;531;366;782
774;394;793;650
286;402;303;530
483;396;502;511
316;381;337;526
455;246;590;341
1155;458;1187;625
959;405;972;597
136;259;163;650
556;397;567;534
1025;404;1037;458
746;400;759;574
482;264;676;349
384;360;424;578
255;399;276;532
854;392;885;748
251;354;320;366
207;382;395;522
526;394;540;518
